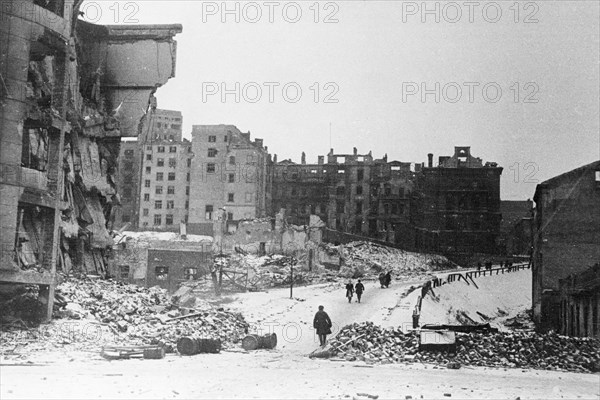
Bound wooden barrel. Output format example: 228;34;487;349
177;336;198;355
177;336;221;355
143;347;166;359
198;338;221;354
241;335;259;351
242;333;277;351
259;333;277;349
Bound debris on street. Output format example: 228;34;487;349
336;241;457;280
329;322;600;373
0;277;249;359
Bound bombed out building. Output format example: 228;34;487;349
115;108;193;231
188;125;271;236
271;148;415;242
271;146;502;262
409;147;503;259
0;0;181;320
532;160;600;334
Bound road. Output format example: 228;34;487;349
221;278;423;355
3;268;597;399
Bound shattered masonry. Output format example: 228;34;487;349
0;0;181;320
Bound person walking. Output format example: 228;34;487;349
355;279;365;303
345;280;354;303
378;272;386;288
313;305;332;347
384;271;392;288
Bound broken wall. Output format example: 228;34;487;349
217;214;324;271
111;235;212;292
0;0;181;320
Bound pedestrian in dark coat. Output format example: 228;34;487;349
384;271;392;288
355;279;365;303
345;281;354;303
313;305;332;347
379;272;386;288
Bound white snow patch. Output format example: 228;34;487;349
420;269;531;330
117;231;213;243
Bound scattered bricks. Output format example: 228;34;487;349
328;322;600;373
1;277;249;357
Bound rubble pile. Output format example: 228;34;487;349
0;285;47;325
213;254;338;291
1;278;249;357
338;241;457;279
330;322;600;373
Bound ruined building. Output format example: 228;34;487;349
408;147;503;259
115;108;193;231
271;148;414;241
499;200;533;256
188;125;271;236
558;263;600;338
0;0;181;319
532;160;600;333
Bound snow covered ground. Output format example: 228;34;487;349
420;269;532;329
2;351;599;399
116;231;213;243
2;267;598;399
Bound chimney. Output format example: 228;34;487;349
301;152;306;165
427;153;433;168
353;147;357;155
273;154;278;163
318;156;324;165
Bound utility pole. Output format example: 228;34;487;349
290;261;293;299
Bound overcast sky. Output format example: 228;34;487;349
82;0;599;200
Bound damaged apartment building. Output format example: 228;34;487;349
271;148;414;243
271;146;503;263
532;160;600;335
408;147;503;260
0;0;181;320
115;108;193;231
187;125;271;236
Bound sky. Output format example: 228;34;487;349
81;0;600;200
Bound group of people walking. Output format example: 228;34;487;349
477;259;515;271
313;271;395;348
344;279;365;303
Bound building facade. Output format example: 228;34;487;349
0;0;180;319
532;160;600;333
188;125;269;227
499;200;533;256
271;148;414;241
115;108;191;231
558;263;599;338
410;147;503;259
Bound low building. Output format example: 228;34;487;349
558;263;600;338
532;160;600;332
110;231;213;293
